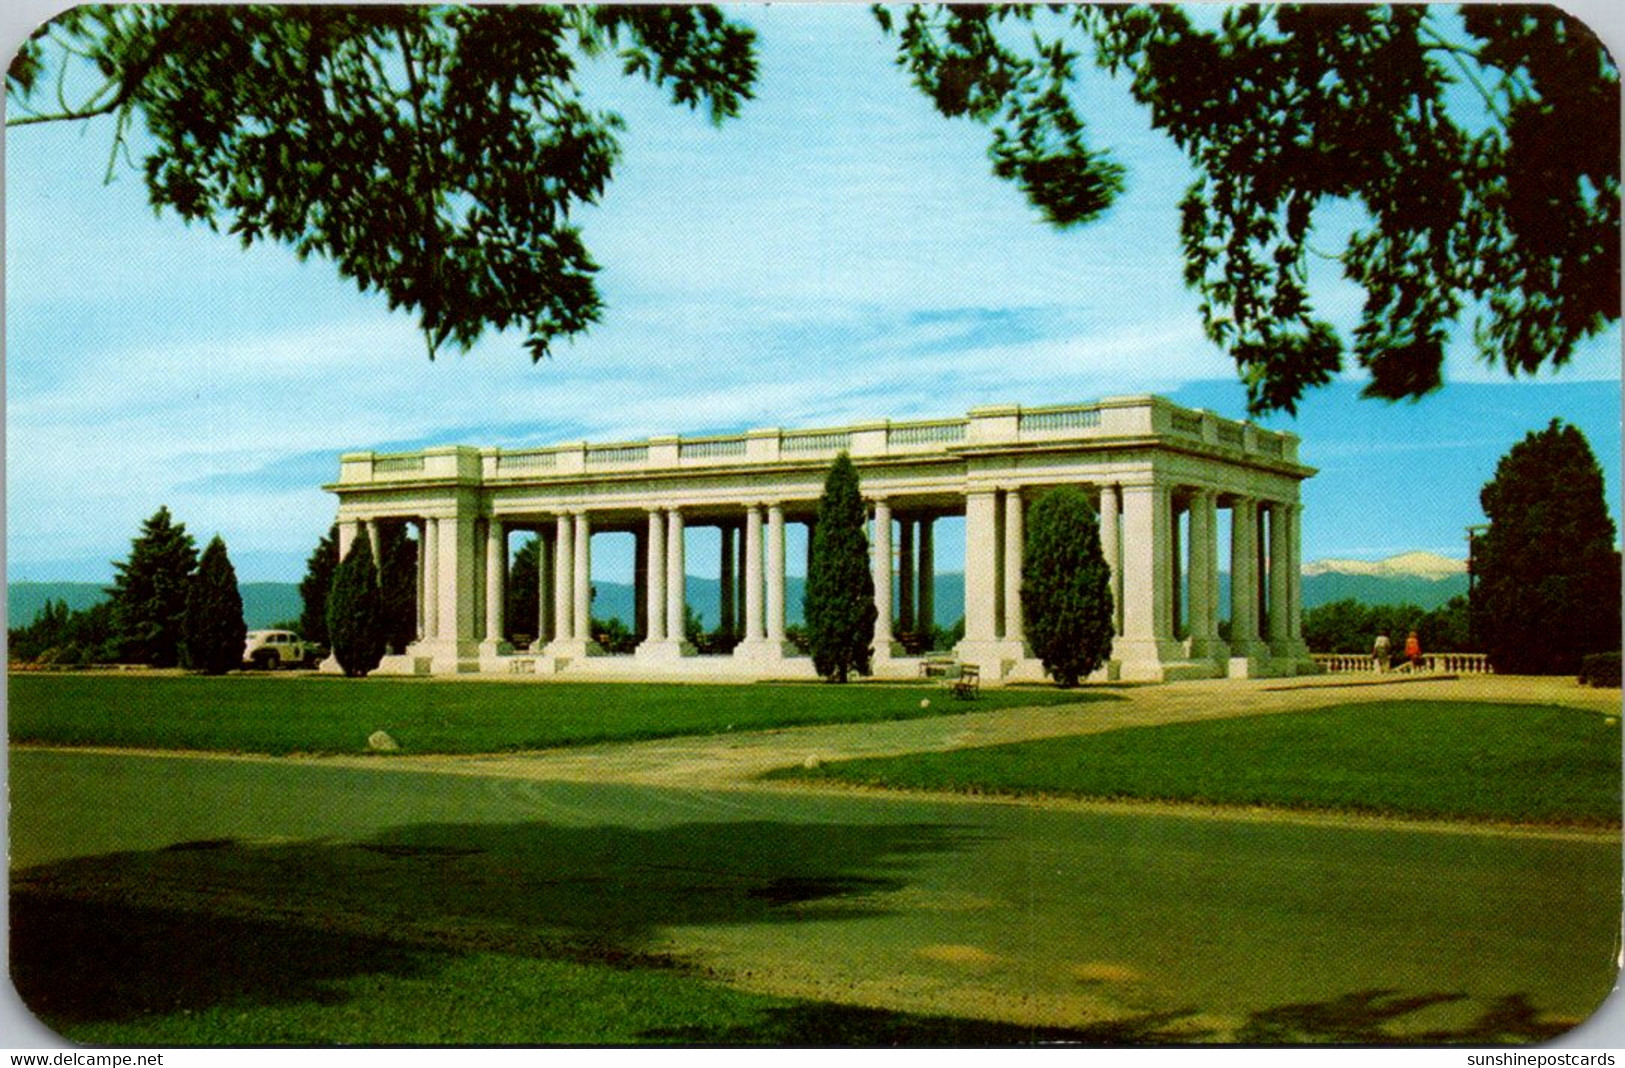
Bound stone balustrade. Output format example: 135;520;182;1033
334;396;1300;486
1312;653;1493;675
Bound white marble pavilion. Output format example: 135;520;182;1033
324;395;1316;682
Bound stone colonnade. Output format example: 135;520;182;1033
327;397;1316;682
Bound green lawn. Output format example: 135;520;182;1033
773;701;1623;826
7;673;1106;755
15;892;1112;1046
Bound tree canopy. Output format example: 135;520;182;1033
327;534;386;677
1470;420;1621;674
298;524;338;646
880;4;1620;413
7;5;757;360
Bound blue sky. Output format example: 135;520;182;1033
6;3;1622;585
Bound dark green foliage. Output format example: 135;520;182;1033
107;506;198;667
1579;653;1622;689
590;616;638;656
1303;597;1471;655
5;599;118;665
326;536;385;678
507;537;541;645
182;536;247;675
297;525;338;647
880;6;1619;414
8;6;757;361
1472;421;1622;674
1020;487;1113;687
376;525;418;655
804;454;876;682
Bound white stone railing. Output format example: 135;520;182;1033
888;420;968;447
1018;406;1102;433
338;396;1301;485
679;437;748;460
374;454;425;474
782;430;852;455
586;444;649;466
1313;653;1492;675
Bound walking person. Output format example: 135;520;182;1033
1372;632;1391;673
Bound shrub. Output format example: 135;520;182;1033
1579;653;1622;688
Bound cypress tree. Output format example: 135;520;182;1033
107;506;198;667
1472;420;1622;674
506;536;541;644
298;524;338;646
183;535;247;674
804;453;876;682
327;534;386;677
1021;487;1114;687
377;523;419;654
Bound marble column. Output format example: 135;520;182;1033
573;512;592;643
1116;482;1177;679
1268;501;1292;646
1099;484;1122;636
645;510;666;643
421;518;440;641
665;508;686;644
871;498;895;656
1002;488;1025;644
1228;497;1263;660
899;518;915;638
918;517;935;639
483;519;505;646
767;503;787;644
962;490;999;644
743;505;764;643
552;513;573;642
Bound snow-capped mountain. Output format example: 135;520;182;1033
1302;552;1467;580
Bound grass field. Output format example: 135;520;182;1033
7;673;1106;755
772;700;1623;826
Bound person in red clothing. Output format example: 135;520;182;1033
1404;631;1422;672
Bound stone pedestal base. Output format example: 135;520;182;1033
402;638;481;674
637;639;697;662
954;639;1031;681
545;638;604;661
733;639;798;667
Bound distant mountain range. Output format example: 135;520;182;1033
9;552;1468;632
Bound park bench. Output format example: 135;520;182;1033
950;664;980;700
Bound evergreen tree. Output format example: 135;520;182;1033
377;523;419;654
1471;420;1622;674
107;505;198;666
804;453;876;682
183;535;247;674
506;536;541;644
326;535;386;677
1020;487;1114;687
298;524;338;646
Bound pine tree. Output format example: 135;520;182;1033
1021;487;1114;687
326;535;386;678
183;535;247;674
507;536;541;644
377;524;419;654
107;506;198;666
804;453;876;682
1472;420;1622;674
298;525;338;646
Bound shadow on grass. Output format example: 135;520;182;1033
10;818;1582;1046
12;817;978;1032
